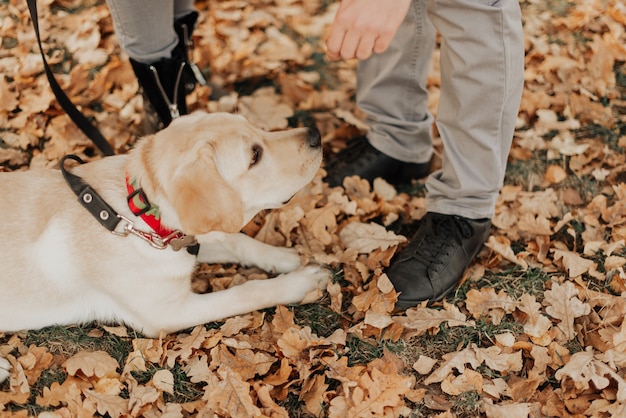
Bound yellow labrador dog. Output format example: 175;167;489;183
0;112;328;382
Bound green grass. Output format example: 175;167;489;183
291;298;344;339
131;364;205;404
504;151;547;192
452;267;551;303
24;324;136;366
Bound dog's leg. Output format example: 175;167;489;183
0;356;10;383
196;231;301;273
143;264;330;336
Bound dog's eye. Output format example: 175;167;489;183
250;144;263;167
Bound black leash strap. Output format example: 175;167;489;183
60;155;121;231
27;0;115;157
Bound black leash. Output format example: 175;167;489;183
27;0;115;157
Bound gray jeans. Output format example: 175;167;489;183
106;0;524;219
105;0;196;63
359;0;524;219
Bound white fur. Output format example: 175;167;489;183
0;112;328;383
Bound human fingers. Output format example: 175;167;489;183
326;23;346;61
337;30;361;60
355;32;378;60
373;32;394;54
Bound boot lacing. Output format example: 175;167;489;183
410;215;474;272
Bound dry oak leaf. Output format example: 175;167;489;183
205;365;262;418
413;355;438;375
517;188;562;219
423;347;482;386
552;249;597;278
0;355;30;406
166;325;216;367
183;355;214;385
301;204;341;246
482;399;533;418
0;77;18;113
482;377;510;401
517;212;553;236
465;288;516;325
395;301;475;339
485;235;529;269
18;345;53;385
328;367;414;418
101;325;129;338
604;255;626;271
543;281;591;341
440;368;483;396
339;222;407;253
352;275;398;316
237;87;294;131
128;380;160;416
424;344;522;385
545;164;568;184
83;389;129;418
300;373;329;416
63;350;119;378
132;338;165;364
517;293;553;340
209;345;275;381
35;376;90;408
364;310;395;330
152;369;175;395
476;345;524;374
554;347;618;395
220;314;254;337
277;326;346;360
255;382;290;418
270;304;300;336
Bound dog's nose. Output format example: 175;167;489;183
307;127;321;148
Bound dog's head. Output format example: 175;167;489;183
132;112;323;235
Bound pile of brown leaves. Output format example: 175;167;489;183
1;0;626;416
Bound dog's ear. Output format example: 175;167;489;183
171;148;244;235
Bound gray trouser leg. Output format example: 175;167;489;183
356;0;524;219
106;0;196;63
425;0;524;219
174;0;196;19
356;0;435;165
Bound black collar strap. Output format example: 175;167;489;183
60;155;199;255
61;155;121;231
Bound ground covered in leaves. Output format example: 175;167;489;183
1;0;626;416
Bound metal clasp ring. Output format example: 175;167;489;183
112;215;168;250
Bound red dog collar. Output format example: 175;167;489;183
126;176;198;252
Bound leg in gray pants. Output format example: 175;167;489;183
106;0;196;63
105;0;203;133
328;0;525;307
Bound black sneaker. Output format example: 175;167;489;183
388;212;491;310
324;137;430;187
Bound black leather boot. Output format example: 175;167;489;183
174;11;228;101
173;11;207;94
130;51;188;134
324;137;430;187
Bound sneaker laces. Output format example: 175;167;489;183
411;215;475;270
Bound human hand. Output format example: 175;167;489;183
326;0;412;61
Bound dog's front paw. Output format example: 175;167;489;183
0;356;10;383
297;264;331;303
259;247;302;273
